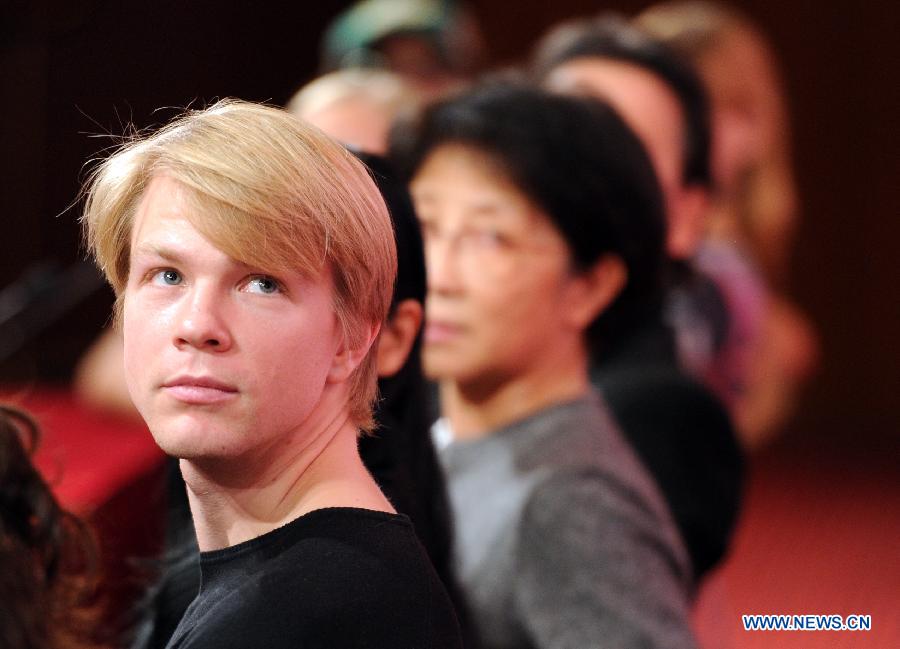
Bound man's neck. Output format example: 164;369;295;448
181;393;393;552
441;344;591;441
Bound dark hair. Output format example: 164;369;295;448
0;405;97;649
532;14;712;189
390;80;667;354
356;152;427;312
355;151;477;645
354;151;448;569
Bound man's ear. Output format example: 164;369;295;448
565;255;628;330
327;320;382;384
376;299;424;378
666;185;710;260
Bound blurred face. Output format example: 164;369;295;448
410;144;586;387
378;35;465;100
546;58;706;259
304;96;393;155
122;175;343;461
546;58;684;207
697;28;783;192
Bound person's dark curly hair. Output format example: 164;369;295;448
0;405;98;649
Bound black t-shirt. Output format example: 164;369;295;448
164;507;463;649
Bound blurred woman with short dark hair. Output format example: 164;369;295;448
392;81;696;649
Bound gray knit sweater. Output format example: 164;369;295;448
435;392;697;649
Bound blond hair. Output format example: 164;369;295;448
81;99;397;431
286;68;416;121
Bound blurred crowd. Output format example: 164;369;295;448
3;1;820;648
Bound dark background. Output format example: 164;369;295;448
1;0;897;455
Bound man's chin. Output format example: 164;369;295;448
146;419;228;460
150;435;206;460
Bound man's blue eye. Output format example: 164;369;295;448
155;269;182;285
247;276;280;294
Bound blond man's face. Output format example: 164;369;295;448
122;175;344;462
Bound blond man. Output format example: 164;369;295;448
81;100;462;649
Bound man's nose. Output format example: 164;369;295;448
173;283;233;352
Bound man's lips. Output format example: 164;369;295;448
161;376;239;405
